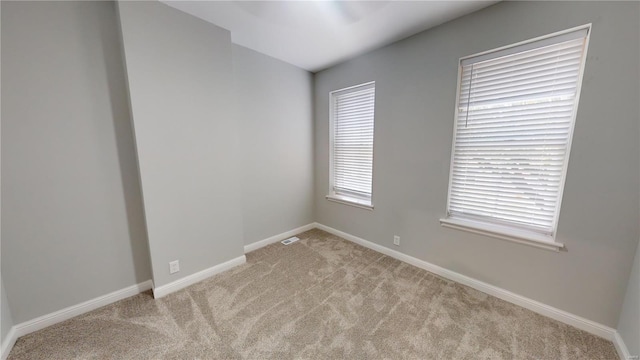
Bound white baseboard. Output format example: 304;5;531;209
244;223;316;253
1;280;153;360
1;327;17;360
0;223;630;360
314;223;619;344
613;330;634;360
152;255;246;299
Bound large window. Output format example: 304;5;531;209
327;82;375;209
441;26;591;251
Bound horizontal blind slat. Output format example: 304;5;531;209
462;40;584;76
457;98;576;118
451;178;562;192
460;63;581;92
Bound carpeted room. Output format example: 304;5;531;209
5;230;621;359
1;1;639;359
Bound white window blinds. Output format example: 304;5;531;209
446;27;589;240
330;82;375;205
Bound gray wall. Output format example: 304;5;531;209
619;38;640;353
314;1;640;327
1;278;14;345
618;3;640;353
618;242;639;356
0;1;7;346
117;2;244;288
232;45;315;246
1;1;152;323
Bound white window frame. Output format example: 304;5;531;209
326;81;376;210
440;24;592;251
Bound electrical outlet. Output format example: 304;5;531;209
169;260;180;274
393;235;400;246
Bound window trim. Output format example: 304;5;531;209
328;81;376;209
326;194;374;210
441;24;592;251
440;218;564;252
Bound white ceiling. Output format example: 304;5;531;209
162;1;498;73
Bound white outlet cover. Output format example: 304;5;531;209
393;236;400;246
169;260;180;274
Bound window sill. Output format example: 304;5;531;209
439;217;564;252
326;194;374;210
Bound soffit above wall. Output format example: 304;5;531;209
161;1;499;72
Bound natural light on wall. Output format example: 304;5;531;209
440;25;591;251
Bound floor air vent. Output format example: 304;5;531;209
281;236;300;245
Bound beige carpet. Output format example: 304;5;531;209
9;229;617;359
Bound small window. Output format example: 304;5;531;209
327;82;375;209
441;26;591;251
